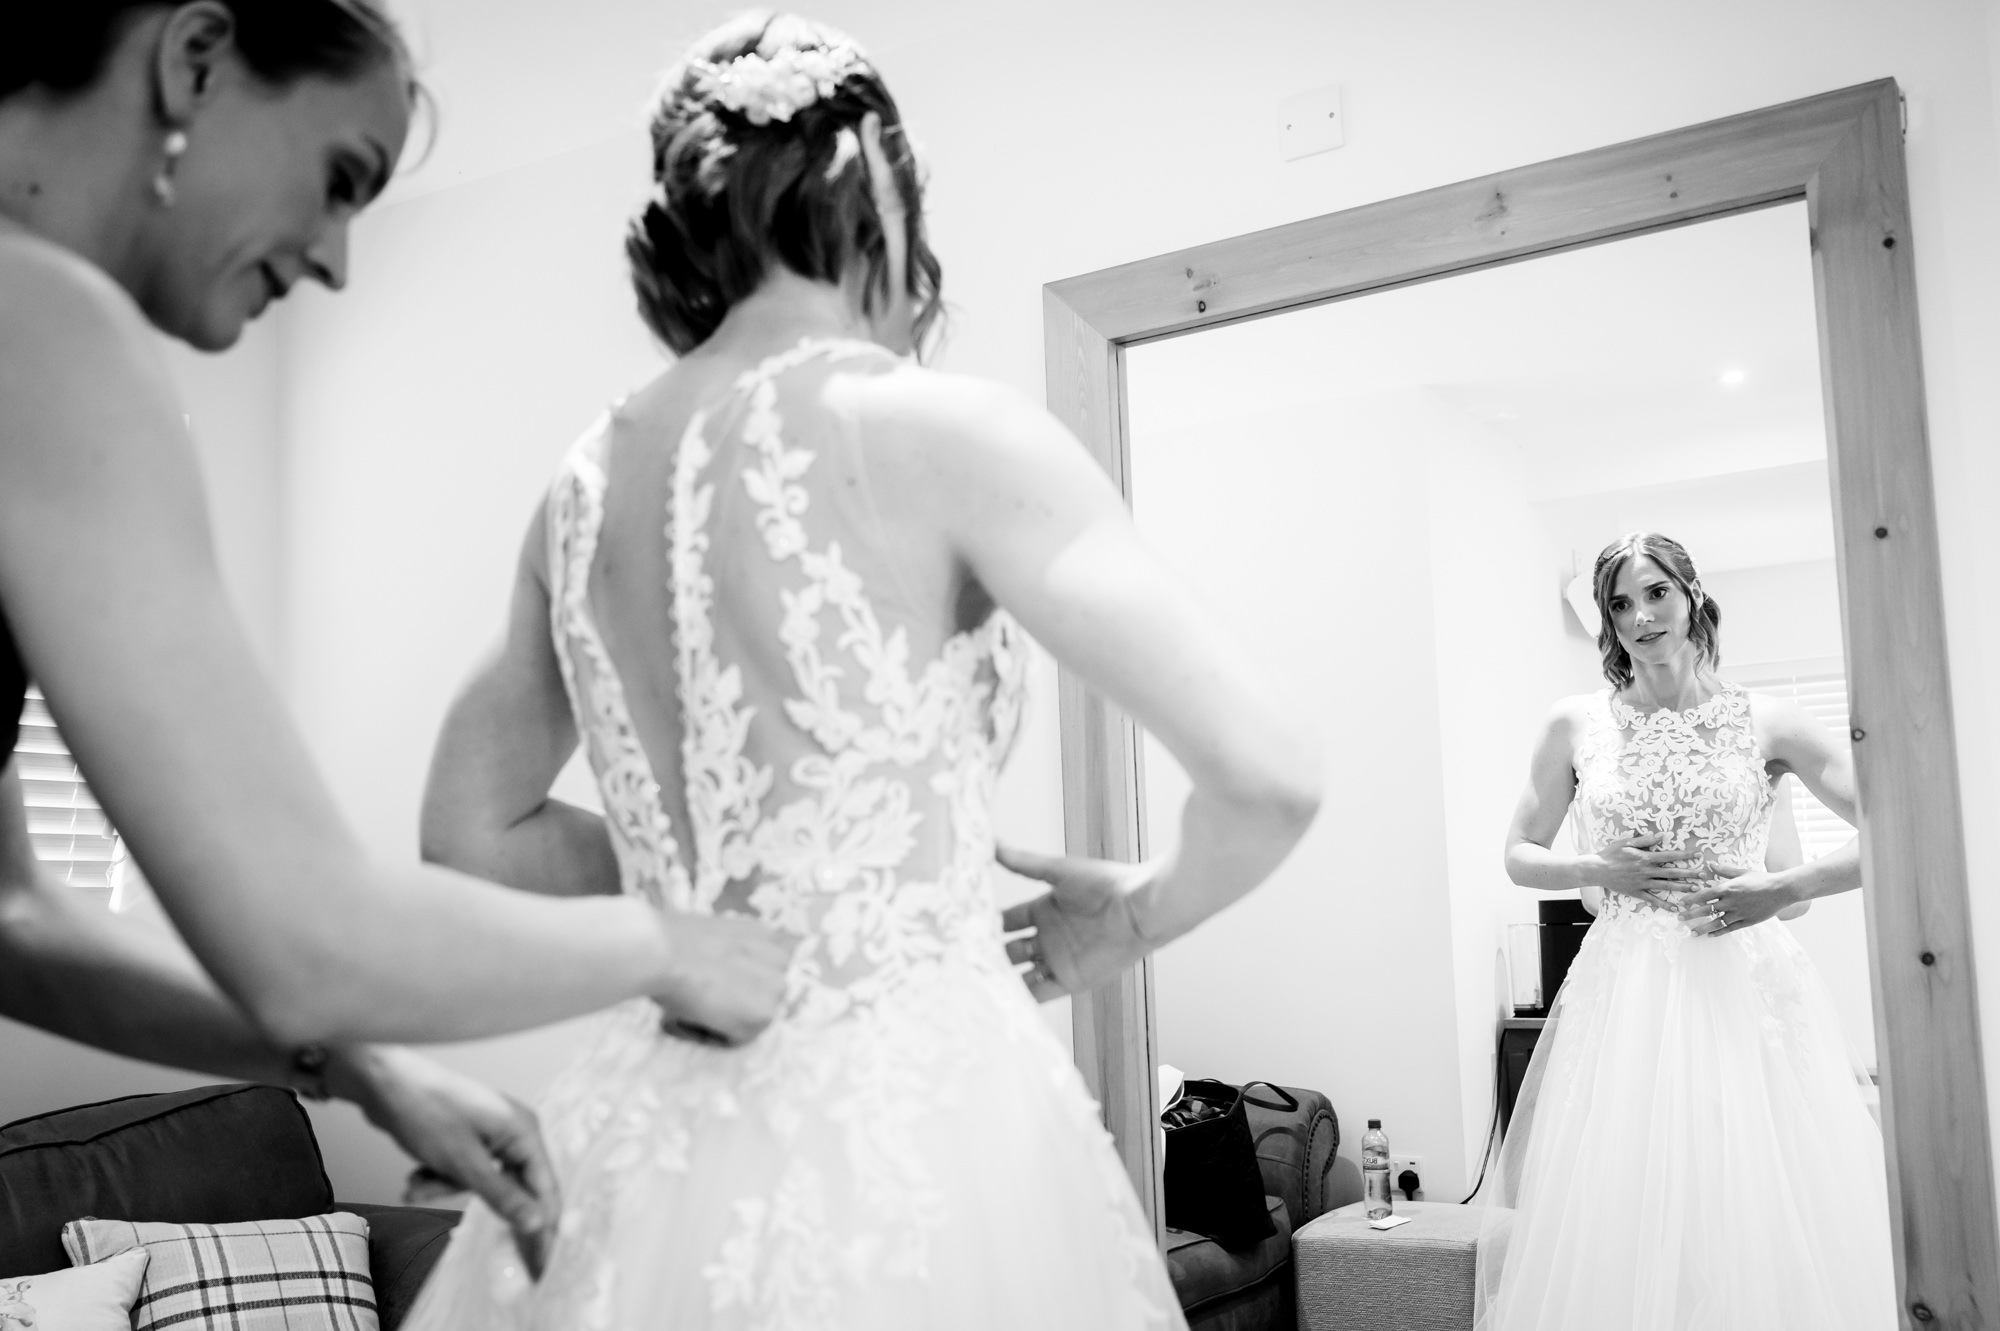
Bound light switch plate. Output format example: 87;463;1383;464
1279;83;1344;161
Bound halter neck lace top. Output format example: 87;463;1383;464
1572;682;1774;922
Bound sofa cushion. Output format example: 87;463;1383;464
340;1203;460;1330
0;1245;149;1329
1166;1193;1292;1316
65;1211;376;1331
1243;1084;1338;1231
0;1084;335;1278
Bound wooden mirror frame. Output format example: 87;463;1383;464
1042;80;1994;1324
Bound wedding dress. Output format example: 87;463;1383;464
401;338;1182;1331
1474;684;1896;1331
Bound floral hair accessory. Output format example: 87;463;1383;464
691;42;871;126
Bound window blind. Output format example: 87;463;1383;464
1733;669;1855;861
13;686;125;890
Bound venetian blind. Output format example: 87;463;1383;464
1737;669;1855;861
13;686;126;890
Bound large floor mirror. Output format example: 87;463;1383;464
1044;80;1994;1322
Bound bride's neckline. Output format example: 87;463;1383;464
1607;680;1739;725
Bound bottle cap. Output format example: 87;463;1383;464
1367;1118;1381;1128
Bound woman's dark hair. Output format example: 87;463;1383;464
3;1;412;101
1591;532;1722;689
628;13;945;356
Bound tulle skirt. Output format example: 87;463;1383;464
1474;902;1896;1331
400;946;1184;1331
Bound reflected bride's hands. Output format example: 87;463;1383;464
1590;833;1706;910
1679;866;1801;937
996;844;1154;1001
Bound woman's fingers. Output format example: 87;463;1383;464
996;841;1062;883
1004;935;1038;965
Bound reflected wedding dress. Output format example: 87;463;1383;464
402;339;1181;1331
1475;684;1895;1331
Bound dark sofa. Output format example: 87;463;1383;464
0;1083;460;1329
1166;1083;1340;1331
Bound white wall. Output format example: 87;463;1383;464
1131;392;1469;1201
1419;400;1587;1177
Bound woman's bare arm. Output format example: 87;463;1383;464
1759;696;1862;903
859;372;1320;980
421;503;619;898
0;238;678;1045
1765;775;1811;919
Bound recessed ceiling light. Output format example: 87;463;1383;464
1719;368;1748;386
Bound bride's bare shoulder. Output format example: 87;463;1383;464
1542;693;1604;741
844;365;1078;473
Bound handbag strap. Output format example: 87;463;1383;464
1240;1081;1300;1113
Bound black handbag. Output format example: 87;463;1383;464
1161;1079;1300;1249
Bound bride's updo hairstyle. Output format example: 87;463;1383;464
1590;532;1722;689
628;13;944;356
3;1;412;100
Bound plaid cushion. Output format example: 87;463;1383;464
62;1211;377;1331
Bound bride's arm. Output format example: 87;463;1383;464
857;373;1320;979
1764;779;1811;918
0;246;680;1045
1757;696;1862;905
420;502;620;898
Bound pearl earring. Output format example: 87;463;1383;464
150;129;189;207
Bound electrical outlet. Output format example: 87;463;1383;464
1391;1154;1425;1201
1277;84;1345;161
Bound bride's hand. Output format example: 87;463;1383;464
1679;867;1801;937
651;913;795;1046
1589;834;1706;909
997;844;1154;1001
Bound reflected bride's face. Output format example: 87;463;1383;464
1607;556;1694;668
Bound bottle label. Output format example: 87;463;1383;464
1364;1165;1394;1218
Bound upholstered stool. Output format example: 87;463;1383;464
1293;1199;1485;1331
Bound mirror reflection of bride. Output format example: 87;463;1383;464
1481;531;1892;1331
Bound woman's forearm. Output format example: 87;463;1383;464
1771;836;1862;904
1506;842;1600;892
1127;782;1318;946
184;853;673;1048
0;870;306;1086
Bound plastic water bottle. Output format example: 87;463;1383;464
1362;1119;1393;1220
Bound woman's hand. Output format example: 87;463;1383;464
1678;867;1802;937
1588;834;1707;908
330;1047;558;1279
651;912;795;1045
997;844;1155;1001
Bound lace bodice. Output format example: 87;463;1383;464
545;337;1028;1011
1572;683;1774;924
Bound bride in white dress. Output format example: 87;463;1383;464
1479;531;1895;1330
400;15;1321;1330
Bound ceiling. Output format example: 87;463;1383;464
1126;201;1831;573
